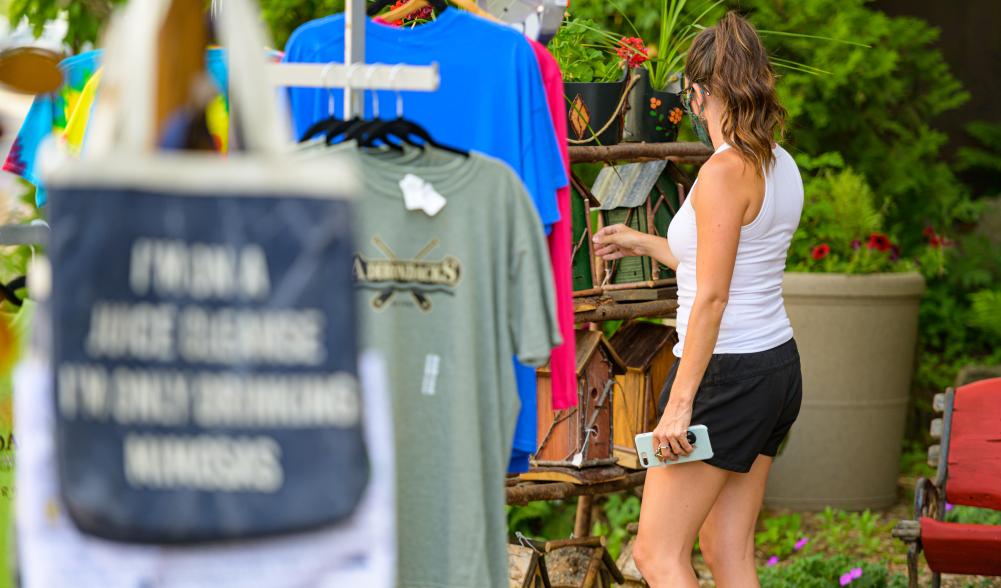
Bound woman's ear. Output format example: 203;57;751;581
689;82;703;111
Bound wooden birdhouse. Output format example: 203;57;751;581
590;161;681;286
508;541;551;588
535;330;625;469
544;537;625;588
608;321;678;469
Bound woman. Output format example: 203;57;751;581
593;12;804;587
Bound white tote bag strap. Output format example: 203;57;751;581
87;0;289;158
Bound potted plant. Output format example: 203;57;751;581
620;0;722;143
763;160;945;511
549;17;629;147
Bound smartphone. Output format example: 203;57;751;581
634;425;713;468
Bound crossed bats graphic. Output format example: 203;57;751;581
370;236;437;312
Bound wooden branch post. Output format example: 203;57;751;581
574;495;593;538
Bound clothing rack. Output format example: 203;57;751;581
0;221;49;246
265;0;441;116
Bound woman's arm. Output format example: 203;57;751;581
593;225;679;271
654;152;758;458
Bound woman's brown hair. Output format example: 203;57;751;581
685;11;785;171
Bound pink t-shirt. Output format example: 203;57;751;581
530;40;577;410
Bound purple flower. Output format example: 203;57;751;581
945;502;954;512
794;537;809;551
839;572;852;586
767;556;779;567
851;239;861;250
850;567;863;580
890;245;901;261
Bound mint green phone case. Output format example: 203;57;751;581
634;425;713;468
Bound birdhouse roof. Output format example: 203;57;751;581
610;321;676;368
575;330;626;375
591;160;668;211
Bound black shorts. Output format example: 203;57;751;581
657;338;803;473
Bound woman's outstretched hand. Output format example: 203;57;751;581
593;224;648;260
652;396;694;461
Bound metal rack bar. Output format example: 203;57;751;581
0;224;48;246
266;62;440;91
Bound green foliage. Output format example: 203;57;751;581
259;0;344;48
644;0;722;91
957;121;1001;197
732;0;975;251
914;231;1001;397
589;493;640;560
815;508;889;558
969;289;1001;339
946;505;1001;526
786;161;936;274
506;500;575;541
755;512;804;559
759;554;905;588
548;17;625;83
7;0;124;52
898;441;935;479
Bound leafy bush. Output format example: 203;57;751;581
957;121;1001;197
731;0;976;249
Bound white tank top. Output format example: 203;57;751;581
667;143;804;357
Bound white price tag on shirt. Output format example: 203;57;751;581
399;174;447;217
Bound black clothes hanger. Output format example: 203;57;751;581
359;117;468;157
0;276;25;307
299;115;361;143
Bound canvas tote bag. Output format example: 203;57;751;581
44;0;370;543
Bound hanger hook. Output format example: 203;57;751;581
389;64;405;119
319;61;341;117
364;63;381;120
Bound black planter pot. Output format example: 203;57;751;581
564;73;627;147
623;69;684;143
638;85;683;143
622;67;650;142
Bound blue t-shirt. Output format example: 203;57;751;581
282;9;566;230
284;11;567;474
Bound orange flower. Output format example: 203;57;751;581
649;97;662;110
668;107;683;124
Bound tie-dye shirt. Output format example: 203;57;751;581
2;49;234;207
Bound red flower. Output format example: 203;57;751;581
922;226;936;238
929;234;942;248
866;233;891;252
617;37;648;68
811;243;831;261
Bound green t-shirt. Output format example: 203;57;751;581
354;149;559;588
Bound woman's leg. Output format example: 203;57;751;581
634;461;730;588
698;455;773;588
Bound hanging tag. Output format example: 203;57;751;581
399;174;427;212
418;182;446;217
398;174;447;217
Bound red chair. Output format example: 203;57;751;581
893;377;1001;588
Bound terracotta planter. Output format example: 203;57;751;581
764;272;926;511
565;72;627;147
